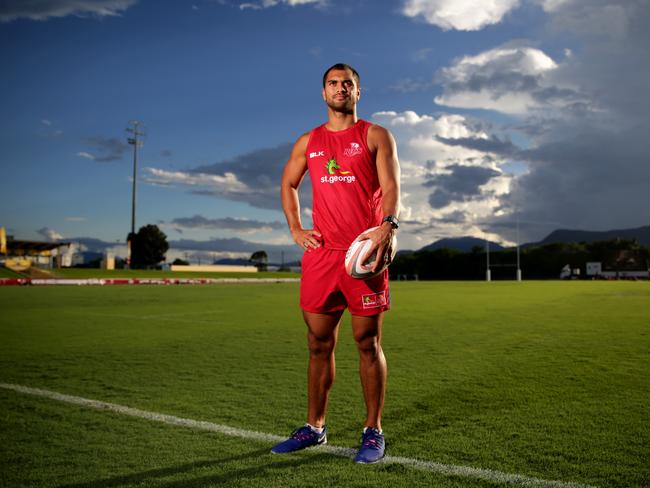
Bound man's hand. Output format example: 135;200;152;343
292;228;322;251
358;223;395;273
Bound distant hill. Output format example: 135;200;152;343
419;236;505;253
527;225;650;247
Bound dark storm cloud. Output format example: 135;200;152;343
490;0;650;242
83;136;130;162
410;211;471;234
425;164;501;209
428;1;650;243
0;0;138;22
435;135;520;157
171;215;285;232
189;142;311;210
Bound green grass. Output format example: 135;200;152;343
0;267;25;278
1;281;648;487
8;267;300;280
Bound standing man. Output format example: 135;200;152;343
273;63;400;464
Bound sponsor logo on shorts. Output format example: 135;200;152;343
344;142;363;157
320;157;355;184
361;291;388;309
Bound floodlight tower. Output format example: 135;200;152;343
126;120;145;267
485;238;491;282
516;214;522;281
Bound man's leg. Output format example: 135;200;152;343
270;309;343;454
351;312;386;431
304;310;344;428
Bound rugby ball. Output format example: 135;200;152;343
345;226;397;280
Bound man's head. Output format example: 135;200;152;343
322;63;361;114
322;63;360;88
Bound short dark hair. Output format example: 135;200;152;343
322;63;360;88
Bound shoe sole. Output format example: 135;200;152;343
355;456;384;464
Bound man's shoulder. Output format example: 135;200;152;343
366;122;394;150
366;122;390;137
294;130;313;149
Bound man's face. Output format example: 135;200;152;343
322;69;360;113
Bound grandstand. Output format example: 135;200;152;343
1;226;70;273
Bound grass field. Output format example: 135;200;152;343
1;281;648;487
0;267;300;280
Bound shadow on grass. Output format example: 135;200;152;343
59;447;333;487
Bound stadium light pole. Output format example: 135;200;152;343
516;214;522;281
486;238;491;282
126;120;145;268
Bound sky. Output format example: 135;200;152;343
2;0;649;263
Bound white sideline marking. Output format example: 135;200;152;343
1;383;596;488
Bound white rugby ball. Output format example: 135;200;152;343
345;226;397;280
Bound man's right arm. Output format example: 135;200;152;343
281;133;322;250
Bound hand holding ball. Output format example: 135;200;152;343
345;226;397;280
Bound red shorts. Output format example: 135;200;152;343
300;247;390;317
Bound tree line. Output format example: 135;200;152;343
389;238;650;280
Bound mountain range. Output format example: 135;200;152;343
416;225;650;253
63;225;650;262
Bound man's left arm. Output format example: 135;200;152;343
364;124;401;272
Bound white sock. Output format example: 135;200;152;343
363;426;383;434
306;423;324;434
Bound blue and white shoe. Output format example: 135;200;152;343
271;425;327;454
354;427;385;464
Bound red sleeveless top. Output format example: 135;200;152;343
305;119;383;250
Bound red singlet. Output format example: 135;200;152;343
300;119;390;317
306;119;383;250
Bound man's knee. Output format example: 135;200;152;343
354;332;380;359
308;331;336;359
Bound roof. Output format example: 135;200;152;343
6;240;71;254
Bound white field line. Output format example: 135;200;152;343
1;383;596;488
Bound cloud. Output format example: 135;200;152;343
440;0;650;243
389;77;433;93
37;227;64;242
0;0;138;22
412;47;433;62
240;0;324;10
369;110;513;248
425;165;502;208
170;215;285;234
169;237;301;263
77;152;95;160
434;45;589;114
434;135;520;157
401;0;521;31
144;168;249;194
145;142;308;211
80;136;130;162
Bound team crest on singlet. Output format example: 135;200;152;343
343;142;363;157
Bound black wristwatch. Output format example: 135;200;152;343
382;215;399;229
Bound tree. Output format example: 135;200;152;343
130;224;169;269
250;250;268;272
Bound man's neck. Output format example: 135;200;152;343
325;109;358;132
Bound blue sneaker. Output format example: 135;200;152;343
354;427;385;464
271;425;327;454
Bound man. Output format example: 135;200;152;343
273;63;400;464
